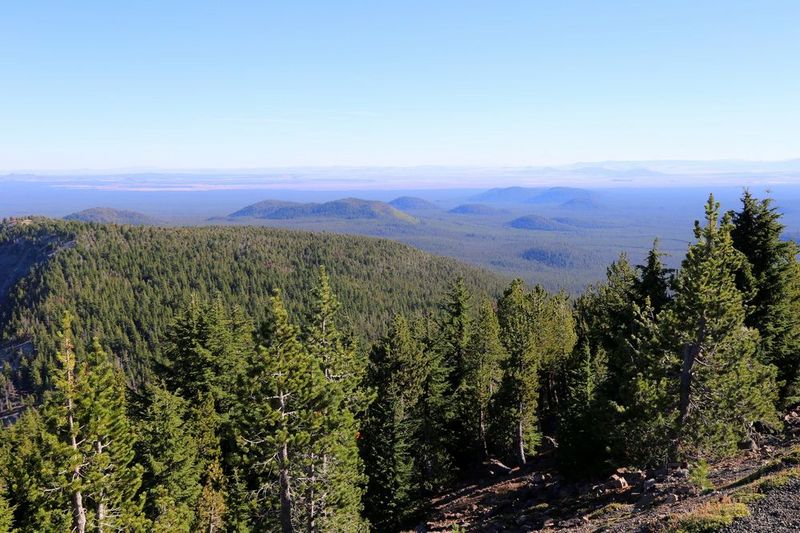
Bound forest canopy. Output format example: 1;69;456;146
0;191;797;532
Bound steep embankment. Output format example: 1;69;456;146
0;218;505;388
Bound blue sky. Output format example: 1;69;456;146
1;1;798;170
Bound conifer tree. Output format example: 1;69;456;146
440;277;472;392
0;408;71;532
495;281;539;464
136;385;202;532
495;281;576;465
665;195;779;459
239;291;327;533
410;314;454;493
634;239;673;313
361;314;424;531
79;339;145;531
31;316;146;532
303;266;368;532
731;191;800;402
463;299;506;459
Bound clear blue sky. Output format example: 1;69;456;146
1;1;798;170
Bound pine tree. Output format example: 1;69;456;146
195;459;227;533
136;384;202;532
361;314;424;531
666;195;779;459
731;191;800;402
79;339;145;531
634;239;673;313
303;266;368;532
440;277;472;392
239;291;327;533
28;316;147;532
494;281;539;464
410;314;454;493
0;483;12;533
495;281;576;465
463;299;506;459
0;408;72;532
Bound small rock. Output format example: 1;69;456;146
643;478;657;492
637;493;655;508
672;468;690;479
605;474;629;490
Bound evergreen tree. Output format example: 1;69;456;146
0;483;12;533
361;314;424;531
303;266;368;532
634;239;673;313
79;339;145;531
665;195;779;459
0;408;71;532
410;314;453;493
439;279;475;469
731;191;800;402
136;384;202;532
463;299;506;459
239;291;327;533
495;281;576;465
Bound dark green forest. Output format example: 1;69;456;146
0;192;797;532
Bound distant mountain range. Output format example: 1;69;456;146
471;186;597;208
64;207;159;225
229;197;417;223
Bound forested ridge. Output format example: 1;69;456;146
0;192;797;532
0;219;504;391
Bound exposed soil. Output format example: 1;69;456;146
420;429;800;532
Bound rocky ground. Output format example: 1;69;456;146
418;407;800;532
723;478;800;532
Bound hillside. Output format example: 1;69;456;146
526;187;595;206
64;207;159;225
471;186;545;203
389;196;440;211
229;197;417;223
509;214;566;231
0;218;504;388
449;204;508;216
423;428;800;532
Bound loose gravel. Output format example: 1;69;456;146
724;478;800;532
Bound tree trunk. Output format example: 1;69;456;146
307;457;316;533
67;393;87;533
95;440;106;533
677;342;700;457
516;402;526;465
279;390;295;533
479;408;489;458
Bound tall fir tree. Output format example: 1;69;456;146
79;339;145;531
135;384;203;532
239;291;328;533
665;195;779;459
410;313;454;493
361;314;425;531
303;266;368;532
462;299;507;459
634;239;674;313
495;281;576;465
730;191;800;402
